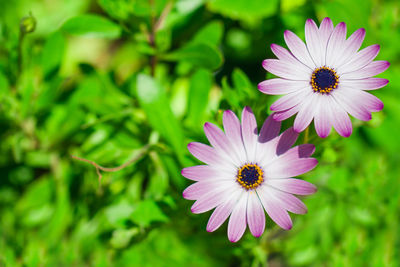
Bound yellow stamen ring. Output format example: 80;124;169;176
236;163;264;190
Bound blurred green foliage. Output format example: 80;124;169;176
0;0;399;266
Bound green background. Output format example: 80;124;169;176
0;0;399;266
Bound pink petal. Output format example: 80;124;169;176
204;122;240;165
258;78;308;95
265;157;318;179
223;110;247;158
267;178;317;195
330;101;353;137
284;30;316;68
227;193;248;242
305;19;323;66
293;93;318;133
241;107;258;162
326;22;347;66
265;186;307;214
340;61;390;79
276;127;299;155
258;114;281;143
188;142;222;165
270;89;311;112
273;105;301;121
338;44;380;74
191;186;237;214
276;144;316;162
183;180;232;200
344;88;384;112
270;43;308;66
257;187;293;230
335;28;366;67
340;78;389;90
207;191;242;232
318;17;334;47
296;144;316;157
182;165;228;181
314;96;332;138
257;128;303;168
247;192;265;237
332;87;372;121
262;59;310;80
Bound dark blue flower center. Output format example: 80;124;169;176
311;66;339;94
237;164;263;190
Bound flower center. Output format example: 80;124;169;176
311;66;339;94
236;164;264;190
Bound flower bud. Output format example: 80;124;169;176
20;13;36;34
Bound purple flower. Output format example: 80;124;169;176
182;107;317;242
258;18;389;138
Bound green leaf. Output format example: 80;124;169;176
131;200;168;228
61;14;122;39
135;74;185;160
192;20;224;46
187;69;212;125
145;152;169;200
232;68;253;96
105;201;134;227
41;31;65;78
0;72;9;97
163;43;223;70
110;228;139;249
207;0;278;22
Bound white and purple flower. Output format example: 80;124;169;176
182;107;317;242
259;18;389;137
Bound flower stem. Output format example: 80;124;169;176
304;127;309;143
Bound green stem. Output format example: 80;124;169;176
304;127;309;143
17;32;25;80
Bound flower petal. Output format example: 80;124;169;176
204;122;240;166
276;127;299;155
247;192;265;237
223;110;247;161
258;114;281;143
265;157;318;179
305;19;323;66
332;87;372;121
262;59;311;80
191;185;238;214
340;87;383;112
338;44;380;74
340;61;390;80
241;107;258;162
293;93;318;133
258;78;309;95
183;180;233;200
330;99;353;137
273;105;301;121
264;186;307;214
314;96;332;138
335;28;366;67
207;190;243;232
270;88;311;112
326;22;347;67
284;30;316;68
227;193;248;242
257;187;293;230
267;178;317;195
187;142;231;168
318;18;334;59
182;165;232;181
340;78;389;91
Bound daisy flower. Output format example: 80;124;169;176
258;18;390;138
182;107;317;242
